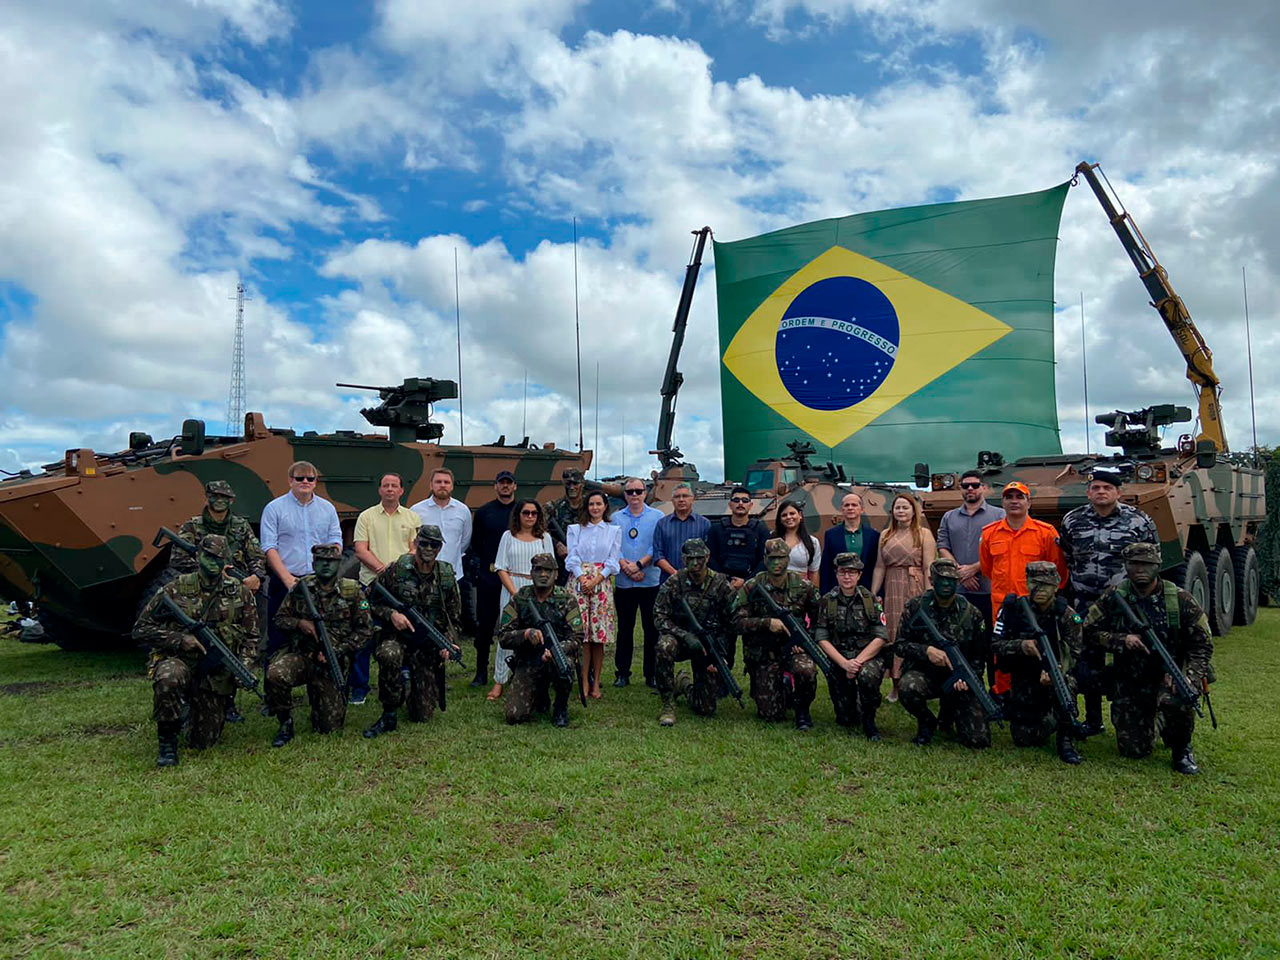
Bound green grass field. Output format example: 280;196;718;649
2;611;1278;959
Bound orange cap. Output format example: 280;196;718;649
1002;481;1030;497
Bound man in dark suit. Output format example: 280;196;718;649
819;491;880;595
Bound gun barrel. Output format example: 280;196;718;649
335;382;386;391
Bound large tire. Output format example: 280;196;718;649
1232;545;1260;626
1177;550;1210;617
1204;546;1234;637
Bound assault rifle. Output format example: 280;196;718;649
909;604;1004;723
749;583;834;680
158;592;265;702
154;526;250;581
294;579;346;694
676;593;743;707
1110;590;1208;722
1016;596;1088;738
519;596;586;707
367;580;464;712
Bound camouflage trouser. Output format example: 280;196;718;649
1007;670;1078;747
747;653;816;722
506;658;570;724
899;668;991;748
1112;679;1195;759
266;651;348;733
374;636;441;722
152;657;226;748
655;632;718;717
827;655;886;728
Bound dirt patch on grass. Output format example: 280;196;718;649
0;681;66;696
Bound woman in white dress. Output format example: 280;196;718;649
774;499;821;588
489;499;555;701
566;490;621;700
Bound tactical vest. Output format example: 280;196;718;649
1116;579;1180;629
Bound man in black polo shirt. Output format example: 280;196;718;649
706;486;768;669
468;471;518;686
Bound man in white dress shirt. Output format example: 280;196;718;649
410;467;474;632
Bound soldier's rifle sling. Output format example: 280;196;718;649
910;605;1004;723
676;593;743;707
749;583;835;681
368;581;466;667
153;527;250;581
295;579;347;695
519;597;585;706
1110;591;1204;718
158;592;265;701
1016;596;1087;737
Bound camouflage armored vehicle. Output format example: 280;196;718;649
0;378;590;648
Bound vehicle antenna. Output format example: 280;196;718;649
1080;291;1091;454
573;217;584;451
225;279;250;436
454;247;465;445
522;368;528;438
1243;266;1259;461
594;362;600;480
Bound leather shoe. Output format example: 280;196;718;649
1056;732;1083;765
363;712;398;739
613;675;630;688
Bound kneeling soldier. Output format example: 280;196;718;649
734;538;821;729
992;561;1084;764
897;558;990;748
134;534;258;767
497;553;584;726
653;538;738;726
1083;542;1213;774
815;553;888;740
364;525;461;738
268;543;372;746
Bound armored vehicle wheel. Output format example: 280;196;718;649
1232;545;1260;626
1204;546;1234;637
1176;550;1210;616
41;609;130;651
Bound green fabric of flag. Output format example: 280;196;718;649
714;183;1069;481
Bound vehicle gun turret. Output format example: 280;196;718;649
336;379;458;443
1094;404;1192;458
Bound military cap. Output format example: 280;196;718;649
199;534;230;560
1002;481;1030;497
1088;466;1124;487
204;479;236;499
495;469;516;483
415;524;444;545
764;537;791;558
530;552;557;570
1025;561;1061;586
681;538;710;558
311;543;341;560
834;552;864;571
561;468;585;482
1123;542;1161;564
931;557;960;580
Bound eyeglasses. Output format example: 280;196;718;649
520;509;539;516
292;476;317;483
625;489;645;496
959;482;983;489
729;496;751;504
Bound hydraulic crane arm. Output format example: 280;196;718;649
1074;161;1227;452
651;226;712;470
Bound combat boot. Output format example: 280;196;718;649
156;722;180;768
794;705;813;731
658;695;676;727
863;715;881;742
1171;744;1200;775
271;717;294;748
1056;731;1083;765
552;692;570;728
912;714;937;746
224;695;245;724
363;711;398;739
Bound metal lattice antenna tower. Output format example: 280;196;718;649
225;280;250;435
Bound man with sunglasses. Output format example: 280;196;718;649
937;471;1004;681
613;478;663;687
469;470;520;685
260;461;343;659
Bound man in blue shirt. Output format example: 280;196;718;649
653;484;711;584
612;478;663;687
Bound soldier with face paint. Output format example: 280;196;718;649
268;543;372;746
170;480;267;593
1083;542;1214;774
733;538;821;729
134;534;259;767
653;538;739;725
814;552;889;740
496;553;584;726
991;561;1085;764
896;558;990;748
363;525;462;738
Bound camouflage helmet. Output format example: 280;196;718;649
204;479;236;499
198;534;230;560
311;543;342;560
931;557;960;580
530;552;557;571
561;468;585;483
834;552;864;571
1123;542;1161;565
681;538;710;558
1025;561;1060;587
764;538;790;559
416;524;444;546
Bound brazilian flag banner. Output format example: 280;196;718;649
714;183;1069;481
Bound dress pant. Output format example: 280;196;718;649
614;586;659;681
473;579;503;680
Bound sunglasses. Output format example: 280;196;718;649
729;496;751;504
959;482;983;489
625;489;645;495
292;476;317;483
520;509;539;516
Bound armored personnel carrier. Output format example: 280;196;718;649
0;378;590;648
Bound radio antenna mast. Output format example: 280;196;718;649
225;280;250;436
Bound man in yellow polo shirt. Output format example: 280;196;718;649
350;472;422;704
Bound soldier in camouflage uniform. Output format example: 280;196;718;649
734;538;821;729
814;553;889;740
267;543;372;746
897;558;990;748
1082;542;1214;774
653;538;738;726
991;561;1085;764
496;553;584;726
363;525;462;738
1060;467;1158;736
545;468;588;584
133;534;259;767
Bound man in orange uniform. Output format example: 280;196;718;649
979;482;1067;696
